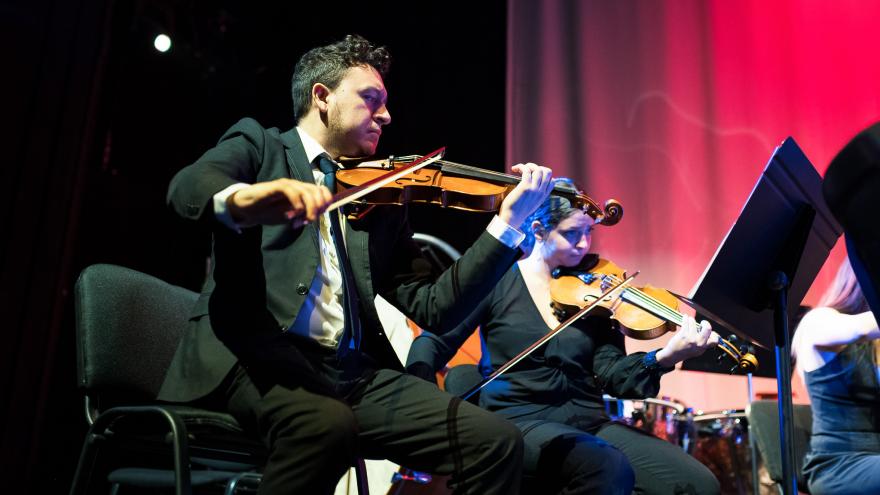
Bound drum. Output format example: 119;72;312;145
604;396;688;445
691;410;769;495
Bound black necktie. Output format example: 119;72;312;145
317;155;362;357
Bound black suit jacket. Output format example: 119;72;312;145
158;118;519;402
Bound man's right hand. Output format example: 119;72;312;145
227;178;333;227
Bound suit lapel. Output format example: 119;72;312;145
280;128;320;251
346;215;402;370
281;128;312;182
345;220;374;306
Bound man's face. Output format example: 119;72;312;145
325;65;390;157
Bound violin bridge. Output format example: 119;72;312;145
364;159;393;170
345;203;377;221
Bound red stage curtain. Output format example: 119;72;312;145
507;0;880;408
507;0;880;299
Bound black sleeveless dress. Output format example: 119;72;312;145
802;343;880;494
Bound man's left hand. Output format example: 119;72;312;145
498;162;555;228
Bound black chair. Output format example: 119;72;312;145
70;263;269;494
746;400;813;494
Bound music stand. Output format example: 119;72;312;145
680;137;842;495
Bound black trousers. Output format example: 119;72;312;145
511;401;719;495
221;341;523;495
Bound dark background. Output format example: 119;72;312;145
0;0;506;491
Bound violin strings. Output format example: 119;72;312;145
626;290;684;325
604;274;684;325
602;274;749;365
604;274;669;313
440;159;578;194
442;160;511;179
399;155;507;179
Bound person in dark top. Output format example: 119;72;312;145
407;189;721;494
793;258;880;495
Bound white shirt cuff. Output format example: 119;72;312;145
213;183;250;232
486;215;525;249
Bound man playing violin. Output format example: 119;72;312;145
408;187;722;494
159;34;555;494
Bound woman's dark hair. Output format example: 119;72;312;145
519;178;583;254
291;34;391;122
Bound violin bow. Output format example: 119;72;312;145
326;146;446;212
460;271;640;401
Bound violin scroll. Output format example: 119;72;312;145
598;199;623;226
716;335;759;374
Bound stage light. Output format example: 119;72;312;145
153;34;171;53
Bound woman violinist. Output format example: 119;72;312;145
406;184;721;495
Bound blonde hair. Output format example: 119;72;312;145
818;257;870;315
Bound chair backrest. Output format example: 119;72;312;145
746;400;813;492
75;264;197;414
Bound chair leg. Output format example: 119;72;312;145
70;428;105;495
354;458;370;495
153;408;193;495
224;472;262;495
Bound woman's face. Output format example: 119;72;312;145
538;211;595;268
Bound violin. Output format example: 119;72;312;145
333;152;623;225
549;256;759;374
460;256;757;401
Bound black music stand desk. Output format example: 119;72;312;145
681;137;841;495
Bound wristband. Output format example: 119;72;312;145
643;349;674;374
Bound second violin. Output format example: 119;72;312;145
550;256;759;374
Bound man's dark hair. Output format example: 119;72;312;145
291;34;391;122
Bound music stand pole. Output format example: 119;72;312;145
747;372;761;495
681;138;841;495
769;271;798;495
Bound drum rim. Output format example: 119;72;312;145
602;395;686;414
692;410;747;422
